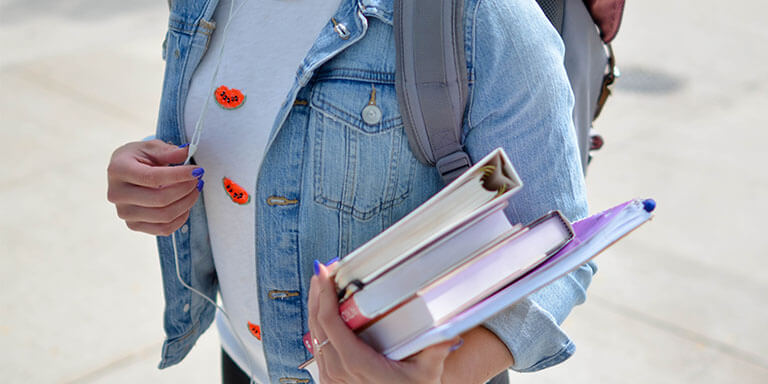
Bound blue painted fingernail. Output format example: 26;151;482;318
192;168;205;178
314;260;321;275
642;198;656;213
449;338;464;352
196;179;204;191
178;143;190;148
326;257;339;266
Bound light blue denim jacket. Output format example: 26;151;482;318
154;0;595;382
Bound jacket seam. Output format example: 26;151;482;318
516;340;575;373
465;0;481;132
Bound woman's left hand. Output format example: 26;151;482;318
308;262;459;384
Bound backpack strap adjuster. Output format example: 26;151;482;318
436;150;472;183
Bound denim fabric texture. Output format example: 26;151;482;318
154;0;594;381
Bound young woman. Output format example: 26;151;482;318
106;0;595;382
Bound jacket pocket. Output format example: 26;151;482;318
309;79;415;221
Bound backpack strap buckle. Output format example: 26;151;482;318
436;150;472;184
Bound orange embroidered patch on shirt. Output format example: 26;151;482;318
223;177;250;205
214;85;246;109
247;322;262;340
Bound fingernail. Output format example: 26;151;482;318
191;168;205;178
178;143;190;148
449;338;464;352
196;179;204;191
314;260;321;275
326;257;339;266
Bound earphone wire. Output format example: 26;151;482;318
175;0;258;383
171;232;258;384
185;0;250;166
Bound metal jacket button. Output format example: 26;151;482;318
331;18;350;40
362;104;382;125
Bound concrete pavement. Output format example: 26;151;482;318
1;0;766;383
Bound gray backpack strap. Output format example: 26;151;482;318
394;0;470;184
536;0;566;34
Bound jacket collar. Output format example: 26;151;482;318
358;0;394;24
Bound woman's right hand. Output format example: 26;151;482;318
107;140;204;236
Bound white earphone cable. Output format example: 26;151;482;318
185;0;250;166
175;0;258;383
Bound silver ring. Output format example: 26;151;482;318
313;338;331;353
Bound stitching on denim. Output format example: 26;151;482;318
293;99;309;106
158;321;200;368
168;14;200;35
278;378;310;384
311;112;410;221
466;0;482;131
311;94;402;134
314;68;396;84
519;340;575;373
320;67;395;76
463;0;477;77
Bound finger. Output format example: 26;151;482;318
405;338;457;367
308;275;336;381
314;264;381;368
109;180;199;207
309;270;359;383
116;187;200;223
400;338;459;380
316;337;349;384
126;210;190;236
308;275;328;347
117;162;203;189
141;139;191;165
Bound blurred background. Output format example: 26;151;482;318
1;0;766;383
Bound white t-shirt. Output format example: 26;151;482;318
183;0;340;381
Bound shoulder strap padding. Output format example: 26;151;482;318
394;0;470;184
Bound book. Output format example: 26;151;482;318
356;211;573;351
339;206;520;330
330;148;523;298
299;198;655;372
378;198;656;360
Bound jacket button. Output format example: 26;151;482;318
183;303;190;312
331;18;350;40
362;105;382;125
180;224;189;233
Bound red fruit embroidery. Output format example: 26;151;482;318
223;177;250;205
214;86;246;109
248;322;262;340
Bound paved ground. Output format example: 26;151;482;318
1;0;767;383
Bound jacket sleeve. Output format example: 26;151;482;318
464;0;596;372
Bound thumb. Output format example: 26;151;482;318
143;140;191;166
406;337;460;368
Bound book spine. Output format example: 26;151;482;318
338;297;372;330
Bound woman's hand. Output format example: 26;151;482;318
308;262;460;384
107;140;204;236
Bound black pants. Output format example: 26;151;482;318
221;349;509;384
222;349;253;384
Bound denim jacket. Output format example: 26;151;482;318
154;0;595;382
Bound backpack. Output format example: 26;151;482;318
394;0;625;183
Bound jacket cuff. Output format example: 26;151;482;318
482;297;574;372
482;261;597;372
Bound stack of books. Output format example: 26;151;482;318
300;148;655;369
